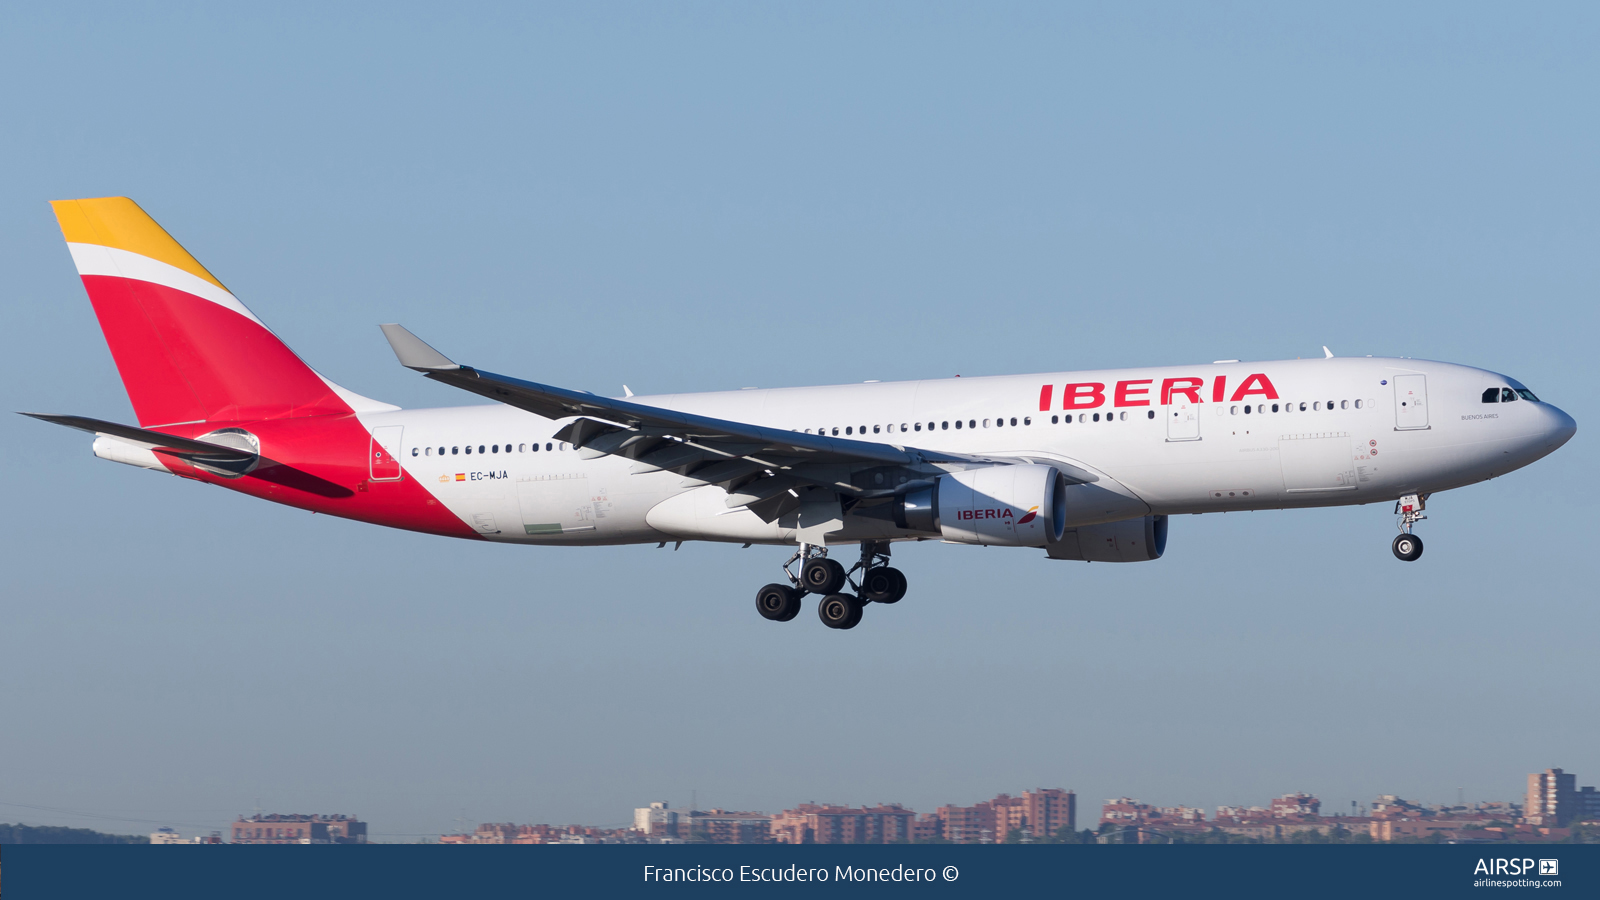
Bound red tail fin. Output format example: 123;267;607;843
51;197;389;427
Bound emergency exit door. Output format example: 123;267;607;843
369;425;404;481
1166;399;1200;441
1394;375;1429;430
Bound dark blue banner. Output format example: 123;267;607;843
4;844;1596;898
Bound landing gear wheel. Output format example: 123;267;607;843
755;583;802;621
818;593;863;629
1392;534;1424;562
801;557;847;595
860;566;907;604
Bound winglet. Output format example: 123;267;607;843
1323;346;1334;359
380;324;460;371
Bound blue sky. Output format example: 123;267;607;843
0;3;1595;838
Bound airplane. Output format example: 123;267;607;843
29;197;1577;630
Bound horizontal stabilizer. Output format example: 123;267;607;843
20;413;257;462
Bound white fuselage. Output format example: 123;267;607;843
361;357;1575;548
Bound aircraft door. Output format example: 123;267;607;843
1166;399;1200;441
1394;375;1429;430
369;425;404;481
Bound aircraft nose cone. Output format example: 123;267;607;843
1543;404;1577;450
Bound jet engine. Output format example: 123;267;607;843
895;464;1067;546
1044;516;1168;562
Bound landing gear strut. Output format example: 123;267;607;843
754;541;911;629
1392;493;1427;562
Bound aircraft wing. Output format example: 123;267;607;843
380;324;989;517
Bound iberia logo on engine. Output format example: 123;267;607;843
958;508;1015;521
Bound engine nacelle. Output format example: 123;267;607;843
1045;515;1168;562
896;464;1067;546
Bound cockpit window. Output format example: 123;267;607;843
1502;388;1518;403
1516;388;1539;402
1481;388;1499;403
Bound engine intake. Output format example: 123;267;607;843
895;464;1067;546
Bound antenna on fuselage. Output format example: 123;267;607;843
1323;346;1334;359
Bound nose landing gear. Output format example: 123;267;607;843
754;541;909;628
1392;493;1427;562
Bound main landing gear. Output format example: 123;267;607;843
1391;493;1427;562
754;541;907;629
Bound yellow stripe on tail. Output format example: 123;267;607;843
50;197;228;292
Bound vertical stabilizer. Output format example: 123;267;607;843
51;197;393;426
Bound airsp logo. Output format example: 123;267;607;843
1473;858;1553;876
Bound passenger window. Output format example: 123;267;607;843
1244;405;1252;414
955;420;963;429
941;421;949;430
874;425;881;434
983;419;991;428
914;423;922;431
1230;406;1238;415
831;427;839;436
1298;402;1307;412
1092;413;1101;422
531;443;539;452
845;426;853;435
546;442;553;451
1119;411;1127;421
1354;400;1362;409
1271;404;1279;412
1502;388;1518;402
1313;402;1320;411
1325;400;1333;409
1340;400;1348;410
465;446;472;454
1146;410;1154;419
492;445;499;453
901;423;909;432
1023;417;1031;425
1516;389;1539;401
969;420;976;429
1079;414;1087;423
1052;415;1060;424
411;447;419;457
